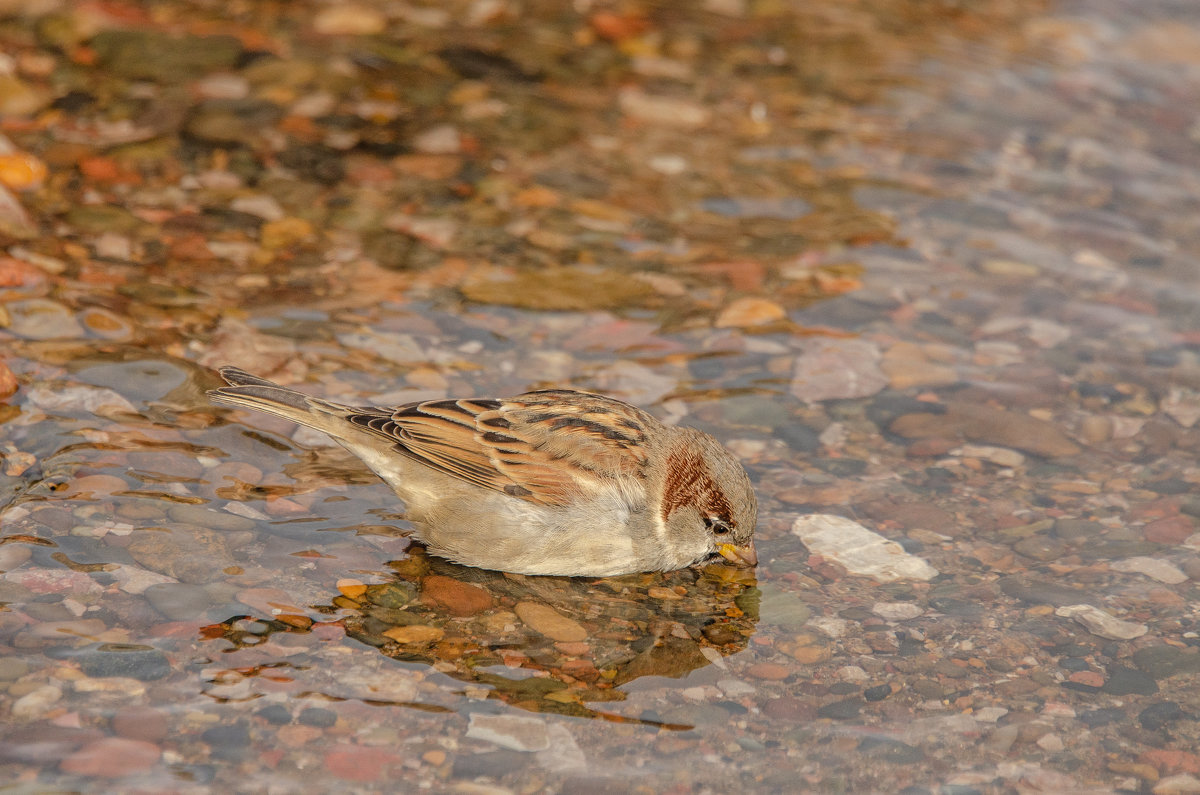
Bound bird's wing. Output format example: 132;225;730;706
344;389;655;506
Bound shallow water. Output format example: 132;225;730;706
2;0;1200;792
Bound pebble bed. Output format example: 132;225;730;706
1;0;1200;792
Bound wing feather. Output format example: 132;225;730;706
343;390;655;506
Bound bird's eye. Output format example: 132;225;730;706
705;516;732;535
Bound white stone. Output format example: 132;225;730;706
231;194;285;222
1110;556;1188;584
1162;388;1200;428
953;444;1025;468
792;514;938;582
413;124;462;154
12;685;62;720
872;602;925;621
110;564;177;595
1055;604;1147;640
901;713;978;745
974;706;1009;723
835;666;869;683
535;723;586;773
26;386;137;417
1155;774;1200;795
717;678;756;697
467;713;551;752
791;338;887;402
807;616;850;638
1036;733;1065;752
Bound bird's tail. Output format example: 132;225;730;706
208;366;354;435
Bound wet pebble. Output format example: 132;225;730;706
792;514;938;582
421;575;493;617
755;586;812;628
144;582;213;620
256;704;292;725
466;713;551;752
313;4;387;35
1139;701;1185;731
953;444;1025;468
202;723;250;762
515;602;587;642
381;624;444;644
111;706;169;743
746;662;792;681
79;307;134;341
298;707;338;728
1057;604;1148;640
761;696;816;721
715;297;786;328
126;526;235;584
1132;646;1200;679
11;684;61;720
0;658;29;680
1144;517;1196;545
871;602;924;621
0;544;32;571
1102;666;1159;696
109;564;177;595
1054;519;1103;542
791;339;887;402
1154;774;1200;794
323;745;404;782
1013;535;1068;561
890;402;1081;458
5;298;84;339
60;737;160;778
1078;414;1114;443
1110;557;1188;584
237;587;304;617
817;698;864;720
449;749;528;780
167;504;256;532
998;576;1094;607
76;643;171;681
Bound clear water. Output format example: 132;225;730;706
2;0;1199;791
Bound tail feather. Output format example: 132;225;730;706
208;367;353;436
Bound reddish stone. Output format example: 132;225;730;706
1130;497;1182;522
60;738;160;777
762;696;816;721
1143;516;1195;544
906;438;957;457
887;502;959;536
746;662;792;681
111;707;168;743
1067;671;1104;688
0;358;17;399
324;746;403;782
1140;748;1200;775
237;587;305;617
312;622;346;641
688;260;766;291
421;575;493;617
561;659;600;682
554;641;590;656
0;256;48;290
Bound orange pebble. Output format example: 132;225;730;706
0;152;48;191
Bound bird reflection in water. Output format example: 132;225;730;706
202;547;758;728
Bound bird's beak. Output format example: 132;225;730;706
717;541;758;567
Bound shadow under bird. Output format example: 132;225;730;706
208;366;758;577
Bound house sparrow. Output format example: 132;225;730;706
208;366;758;577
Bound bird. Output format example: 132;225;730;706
208;366;758;577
